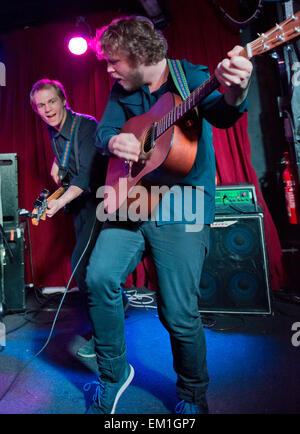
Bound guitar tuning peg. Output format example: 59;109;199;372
257;32;266;39
40;189;49;198
33;199;43;207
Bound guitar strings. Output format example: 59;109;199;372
251;29;298;50
158;14;300;139
157;75;218;138
250;16;300;51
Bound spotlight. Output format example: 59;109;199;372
68;16;91;56
68;36;88;55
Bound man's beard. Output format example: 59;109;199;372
120;69;144;92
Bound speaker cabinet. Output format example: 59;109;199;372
199;213;271;314
0;153;19;230
0;251;4;317
0;226;25;313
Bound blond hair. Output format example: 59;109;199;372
95;16;168;67
30;79;67;111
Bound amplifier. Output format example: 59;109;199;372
0;225;25;313
199;213;271;314
215;184;259;214
0;153;19;230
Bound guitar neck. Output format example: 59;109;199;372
156;75;220;139
47;186;65;201
155;12;300;139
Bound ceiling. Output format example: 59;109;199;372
0;0;148;34
1;1;295;36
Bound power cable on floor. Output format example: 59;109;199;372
0;217;97;404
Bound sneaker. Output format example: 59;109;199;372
77;337;96;358
175;399;209;414
86;363;134;414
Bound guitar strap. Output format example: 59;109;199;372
168;59;210;182
167;59;190;100
168;60;217;186
72;116;82;176
58;115;82;187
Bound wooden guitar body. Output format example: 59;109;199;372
104;92;199;216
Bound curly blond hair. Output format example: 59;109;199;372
95;16;168;66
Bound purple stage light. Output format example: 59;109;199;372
68;36;88;55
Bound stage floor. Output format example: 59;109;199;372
0;287;299;415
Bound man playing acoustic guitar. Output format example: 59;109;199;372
85;15;252;414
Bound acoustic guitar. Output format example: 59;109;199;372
104;12;300;218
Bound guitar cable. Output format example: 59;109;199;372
0;215;98;405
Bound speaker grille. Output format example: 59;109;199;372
199;214;271;314
0;153;19;230
0;226;25;313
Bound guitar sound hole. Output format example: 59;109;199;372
131;162;145;178
143;125;155;153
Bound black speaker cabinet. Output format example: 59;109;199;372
0;153;19;230
0;226;25;313
0;251;4;317
199;213;271;314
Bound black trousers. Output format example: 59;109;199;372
71;198;102;293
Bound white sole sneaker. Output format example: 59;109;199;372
111;364;135;414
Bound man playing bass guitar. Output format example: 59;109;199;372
30;79;128;357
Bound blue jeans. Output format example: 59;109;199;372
86;220;210;404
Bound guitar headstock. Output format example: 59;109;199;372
31;186;65;226
242;12;300;59
31;189;50;226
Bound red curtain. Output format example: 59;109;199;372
0;0;285;291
